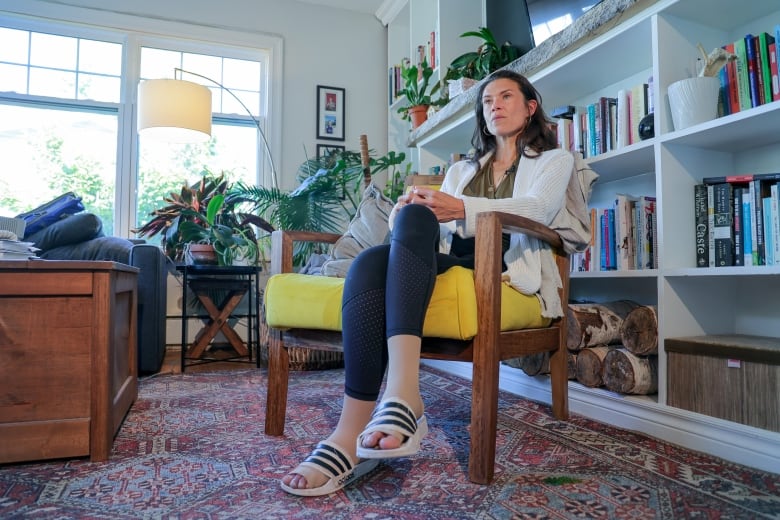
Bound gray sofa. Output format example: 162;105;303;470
24;212;168;374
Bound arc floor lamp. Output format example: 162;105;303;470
137;68;278;189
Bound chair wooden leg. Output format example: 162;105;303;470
264;328;290;436
549;327;570;420
468;348;500;484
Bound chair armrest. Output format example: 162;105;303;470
270;230;342;274
473;211;568;333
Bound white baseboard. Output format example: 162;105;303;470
422;359;780;475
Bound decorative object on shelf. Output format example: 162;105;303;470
667;44;736;131
316;85;346;141
442;27;520;87
137;68;278;189
396;58;441;128
638;112;654;140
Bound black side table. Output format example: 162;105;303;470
177;264;262;372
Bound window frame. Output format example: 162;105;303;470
0;4;282;237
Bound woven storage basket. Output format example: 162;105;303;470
258;295;344;371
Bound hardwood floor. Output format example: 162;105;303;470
156;346;258;375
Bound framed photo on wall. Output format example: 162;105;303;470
317;143;345;158
316;85;345;141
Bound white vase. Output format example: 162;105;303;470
667;76;720;131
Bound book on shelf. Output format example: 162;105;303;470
614;193;638;270
733;37;753;110
628;83;648;145
694;184;709;267
713;182;735;267
770;41;780;102
745;34;762;107
742;190;753;266
763;196;774;266
751;173;780;265
733;186;744;266
638;195;656;269
615;89;630;150
707;184;715;267
723;43;741;114
757;32;775;105
772;183;780;265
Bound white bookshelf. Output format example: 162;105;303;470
386;0;780;473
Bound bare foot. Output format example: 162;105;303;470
282;437;359;492
359;395;424;451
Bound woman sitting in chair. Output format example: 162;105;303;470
281;69;574;496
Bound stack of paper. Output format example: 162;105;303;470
0;239;39;260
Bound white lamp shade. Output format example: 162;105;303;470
137;79;212;142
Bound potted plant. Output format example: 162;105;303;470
133;170;271;265
443;27;521;97
232;148;368;266
177;193;260;266
397;58;442;128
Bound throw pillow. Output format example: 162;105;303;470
26;212;103;251
320;183;394;277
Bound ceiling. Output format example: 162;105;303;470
295;0;386;17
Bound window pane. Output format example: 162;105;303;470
30;32;77;70
135;123;258;236
78;73;120;102
79;39;122;76
223;58;260;92
0;63;27;93
0;27;29;63
29;67;76;98
0;104;118;235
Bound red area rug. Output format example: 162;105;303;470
1;365;778;519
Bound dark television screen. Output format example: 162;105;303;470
527;0;603;46
486;0;604;59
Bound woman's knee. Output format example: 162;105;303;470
393;204;439;242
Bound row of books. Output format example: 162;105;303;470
719;27;780;116
553;81;651;159
695;173;780;268
571;194;657;272
388;31;437;106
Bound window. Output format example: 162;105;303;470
0;18;274;239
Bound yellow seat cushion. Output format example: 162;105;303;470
264;266;549;340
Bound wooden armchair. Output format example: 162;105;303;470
263;207;570;485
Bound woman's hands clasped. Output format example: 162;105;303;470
397;187;465;222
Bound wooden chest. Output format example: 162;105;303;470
666;335;780;433
0;260;138;463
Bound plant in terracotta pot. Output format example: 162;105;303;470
133;170;272;265
177;193;261;266
397;58;442;128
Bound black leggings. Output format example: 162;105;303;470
341;204;464;402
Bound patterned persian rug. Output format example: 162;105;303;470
1;365;779;519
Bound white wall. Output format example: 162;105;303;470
0;0;389;190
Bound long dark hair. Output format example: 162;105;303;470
470;69;558;160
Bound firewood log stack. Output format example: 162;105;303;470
503;300;658;395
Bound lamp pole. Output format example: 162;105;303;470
175;68;278;189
